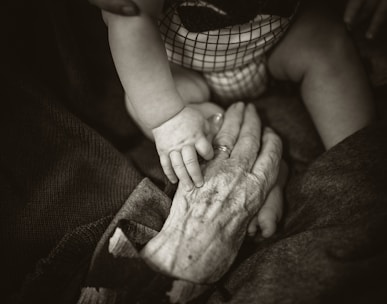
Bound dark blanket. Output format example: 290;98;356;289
1;0;387;303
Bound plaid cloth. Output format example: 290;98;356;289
159;1;299;102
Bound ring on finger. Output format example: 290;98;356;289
214;145;232;157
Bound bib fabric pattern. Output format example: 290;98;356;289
159;1;298;101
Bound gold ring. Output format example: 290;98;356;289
214;145;232;157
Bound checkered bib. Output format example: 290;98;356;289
159;1;296;102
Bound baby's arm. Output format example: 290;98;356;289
102;1;183;129
102;1;214;189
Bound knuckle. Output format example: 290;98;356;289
163;168;174;176
179;175;189;183
252;170;270;194
190;173;201;182
162;165;172;173
214;131;237;146
184;158;198;167
241;129;260;142
239;134;259;148
172;162;185;170
236;156;251;169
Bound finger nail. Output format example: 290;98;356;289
121;3;139;15
195;181;204;188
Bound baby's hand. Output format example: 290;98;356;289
152;107;213;191
344;0;387;39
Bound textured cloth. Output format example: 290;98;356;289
2;0;387;303
10;124;387;304
160;0;299;101
1;0;167;298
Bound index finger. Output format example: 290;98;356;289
213;102;245;159
231;103;262;171
89;0;139;15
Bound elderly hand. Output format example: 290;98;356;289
141;102;283;284
88;0;139;15
344;0;387;39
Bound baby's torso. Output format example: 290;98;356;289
159;0;299;101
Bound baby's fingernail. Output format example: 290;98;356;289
195;181;204;188
168;176;177;183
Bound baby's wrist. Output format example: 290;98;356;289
128;90;186;130
150;104;186;130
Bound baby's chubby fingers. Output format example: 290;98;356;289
170;150;194;191
182;145;203;188
195;136;214;161
160;154;178;184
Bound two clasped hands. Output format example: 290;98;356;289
141;102;286;283
89;0;287;284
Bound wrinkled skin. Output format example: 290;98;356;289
141;103;282;283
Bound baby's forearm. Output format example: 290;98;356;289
104;10;184;129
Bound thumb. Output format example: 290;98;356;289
206;113;224;143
